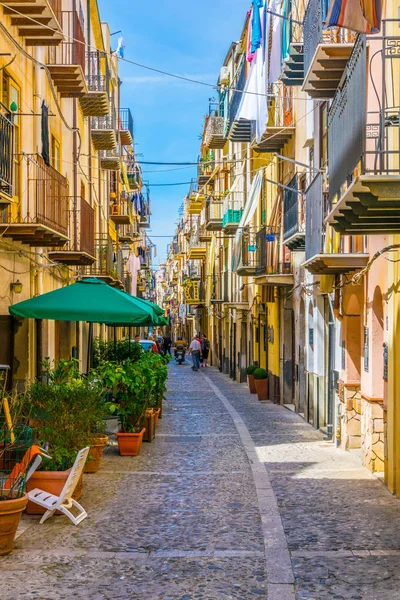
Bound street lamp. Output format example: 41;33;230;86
121;244;130;265
10;280;23;294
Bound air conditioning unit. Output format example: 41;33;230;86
219;67;230;86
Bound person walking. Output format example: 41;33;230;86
188;335;201;371
201;333;210;368
163;334;172;355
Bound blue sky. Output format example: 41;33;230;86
98;0;246;264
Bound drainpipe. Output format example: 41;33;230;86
87;0;92;208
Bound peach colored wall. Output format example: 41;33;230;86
361;237;388;399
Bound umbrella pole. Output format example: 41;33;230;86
114;326;117;360
36;319;42;380
128;326;132;357
87;322;93;373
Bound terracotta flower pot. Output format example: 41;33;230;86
84;434;109;474
0;492;28;555
26;469;83;515
248;374;257;394
255;378;268;401
116;428;145;456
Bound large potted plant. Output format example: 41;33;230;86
98;359;154;456
23;359;105;513
253;368;268;401
146;353;171;422
246;365;258;394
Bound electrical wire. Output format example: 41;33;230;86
0;3;313;102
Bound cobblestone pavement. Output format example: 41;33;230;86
2;363;400;599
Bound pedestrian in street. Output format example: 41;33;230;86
188;335;201;371
163;334;172;355
201;333;210;368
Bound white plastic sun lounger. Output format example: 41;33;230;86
28;446;90;526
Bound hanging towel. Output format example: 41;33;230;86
247;8;256;62
326;0;382;32
251;1;264;53
115;35;125;58
236;46;268;143
267;0;284;84
41;100;50;167
281;0;292;64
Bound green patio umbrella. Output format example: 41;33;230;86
9;278;158;325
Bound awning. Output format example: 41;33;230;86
9;278;162;326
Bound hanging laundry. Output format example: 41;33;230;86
266;0;284;84
128;253;141;296
115;35;125;58
246;8;255;62
251;0;264;54
281;0;292;65
41;100;50;167
236;44;268;143
326;0;382;32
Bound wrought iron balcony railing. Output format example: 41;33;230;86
255;226;291;277
204;115;226;149
67;196;94;256
305;173;325;261
205;199;223;231
47;11;85;72
253;84;295;152
325;28;400;235
48;197;95;265
0;154;68;246
86;234;123;283
283;174;305;251
119;108;133;135
198;159;215;185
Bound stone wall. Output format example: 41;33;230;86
361;399;385;473
339;382;362;450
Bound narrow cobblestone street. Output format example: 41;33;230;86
3;363;400;600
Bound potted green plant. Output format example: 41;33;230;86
146;353;171;422
253;368;269;401
246;365;258;394
99;359;155;456
22;358;105;512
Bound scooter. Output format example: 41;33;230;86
175;345;185;365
